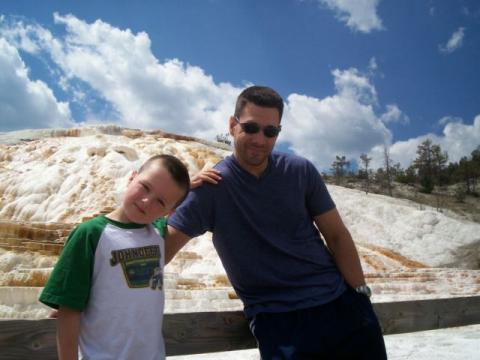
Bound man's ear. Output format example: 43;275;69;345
229;116;236;136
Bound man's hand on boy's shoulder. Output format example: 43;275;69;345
190;168;221;189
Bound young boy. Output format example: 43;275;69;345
39;154;190;360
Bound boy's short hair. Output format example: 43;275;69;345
234;85;284;121
139;154;190;207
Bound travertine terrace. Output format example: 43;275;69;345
0;126;479;318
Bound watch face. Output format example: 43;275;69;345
356;285;372;297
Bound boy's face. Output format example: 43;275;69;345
121;161;186;224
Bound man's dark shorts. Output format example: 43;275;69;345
249;287;387;359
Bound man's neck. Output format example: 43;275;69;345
233;153;269;178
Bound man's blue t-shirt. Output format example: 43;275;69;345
168;152;346;317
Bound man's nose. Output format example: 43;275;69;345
251;130;268;144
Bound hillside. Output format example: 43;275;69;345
326;178;480;224
0;126;479;320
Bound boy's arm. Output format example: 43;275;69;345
190;168;221;189
57;306;81;360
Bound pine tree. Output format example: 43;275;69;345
413;139;448;193
331;155;349;185
471;146;480;194
455;146;480;194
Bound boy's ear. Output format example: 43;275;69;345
128;170;138;184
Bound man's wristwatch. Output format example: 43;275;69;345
355;284;372;298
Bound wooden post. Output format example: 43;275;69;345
0;318;56;359
374;296;480;334
164;311;255;356
0;296;479;359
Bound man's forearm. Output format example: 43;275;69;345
327;230;366;288
314;209;366;288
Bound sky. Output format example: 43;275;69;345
1;0;479;171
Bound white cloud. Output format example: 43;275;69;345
1;15;401;172
48;14;242;140
438;115;462;126
441;115;480;161
332;68;378;104
319;0;384;33
439;27;466;54
11;14;475;176
0;38;74;131
282;68;391;170
1;14;241;139
380;104;409;125
370;115;480;169
0;17;58;55
368;57;378;72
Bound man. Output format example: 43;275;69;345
166;86;387;359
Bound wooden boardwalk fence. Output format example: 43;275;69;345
1;296;479;359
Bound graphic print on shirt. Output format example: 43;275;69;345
110;245;163;290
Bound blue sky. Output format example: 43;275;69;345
1;0;479;170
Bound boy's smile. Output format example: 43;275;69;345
116;162;186;224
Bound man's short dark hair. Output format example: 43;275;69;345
234;86;284;121
139;154;190;207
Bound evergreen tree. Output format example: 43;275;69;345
455;146;480;194
413;139;448;193
471;146;480;194
331;155;349;185
396;165;416;184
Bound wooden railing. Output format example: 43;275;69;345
1;296;479;359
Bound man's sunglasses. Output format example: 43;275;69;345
234;116;282;138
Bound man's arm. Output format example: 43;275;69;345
164;225;192;265
166;167;219;264
57;306;81;360
314;208;366;288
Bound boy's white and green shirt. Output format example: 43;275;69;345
40;215;167;360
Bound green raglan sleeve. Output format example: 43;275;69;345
153;217;167;237
39;218;105;311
